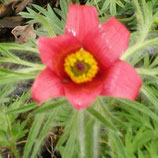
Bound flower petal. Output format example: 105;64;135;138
65;4;99;43
63;75;104;110
38;34;81;77
83;17;130;69
31;68;64;103
101;60;142;100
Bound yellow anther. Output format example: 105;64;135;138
64;49;98;84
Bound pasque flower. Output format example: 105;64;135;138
31;4;142;110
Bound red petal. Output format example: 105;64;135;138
38;34;81;77
31;68;64;103
63;75;104;110
101;60;142;100
65;4;99;43
83;17;130;69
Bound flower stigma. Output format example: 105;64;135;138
64;49;98;84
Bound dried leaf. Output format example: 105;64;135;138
11;24;36;44
0;3;13;18
3;0;33;14
12;0;33;13
0;16;23;28
4;0;20;5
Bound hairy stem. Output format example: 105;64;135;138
79;110;85;158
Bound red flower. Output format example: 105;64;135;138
31;5;142;110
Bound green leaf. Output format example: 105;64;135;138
138;149;144;158
30;111;59;158
7;103;37;114
109;131;129;158
132;128;154;152
34;13;56;37
0;46;19;60
85;120;95;158
117;99;158;123
98;97;129;129
86;107;117;131
141;85;158;111
0;85;15;101
0;43;38;53
0;69;37;85
31;98;67;114
56;110;79;158
62;111;79;158
23;114;45;158
60;0;68;20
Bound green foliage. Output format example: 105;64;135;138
19;3;67;36
86;0;130;16
1;0;158;158
0;85;31;157
0;44;44;85
0;0;6;3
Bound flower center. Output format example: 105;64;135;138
76;62;85;71
64;49;98;84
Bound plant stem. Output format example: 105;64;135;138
0;43;38;53
16;66;45;73
136;67;158;76
133;0;144;27
121;37;158;60
93;121;99;158
78;110;85;158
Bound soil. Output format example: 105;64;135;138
0;28;14;42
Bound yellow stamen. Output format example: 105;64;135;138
64;49;98;84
